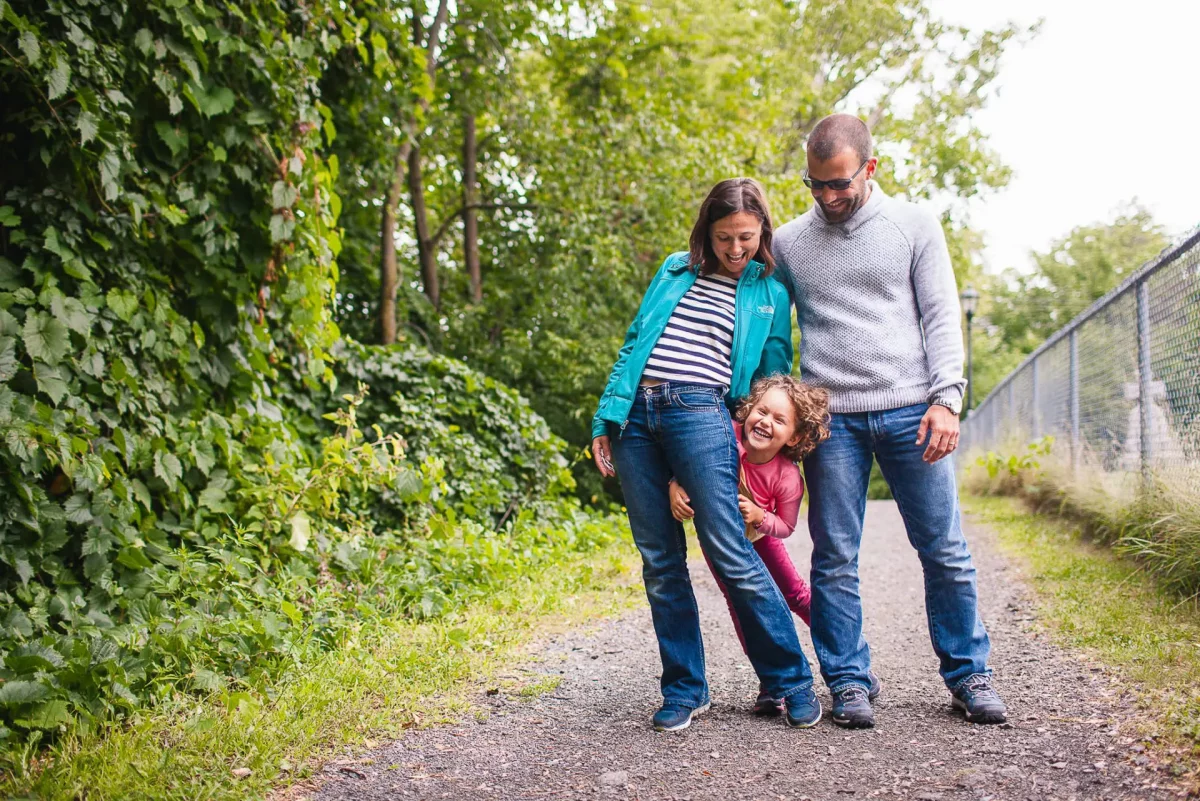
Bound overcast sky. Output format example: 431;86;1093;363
927;0;1200;275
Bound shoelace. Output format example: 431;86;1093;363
837;684;869;704
960;674;999;699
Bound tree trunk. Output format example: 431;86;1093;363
379;141;412;345
408;144;438;309
463;112;481;304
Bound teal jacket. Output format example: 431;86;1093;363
591;251;794;440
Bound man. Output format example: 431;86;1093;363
773;113;1006;729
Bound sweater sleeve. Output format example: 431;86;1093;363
758;462;803;539
910;214;966;410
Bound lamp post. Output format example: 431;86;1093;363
961;286;980;415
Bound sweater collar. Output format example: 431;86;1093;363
812;180;887;234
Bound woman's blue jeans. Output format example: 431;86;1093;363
803;403;992;693
610;382;814;709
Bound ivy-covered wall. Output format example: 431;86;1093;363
0;0;607;755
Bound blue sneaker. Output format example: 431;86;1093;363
652;702;710;732
784;688;822;728
951;674;1007;724
868;669;882;702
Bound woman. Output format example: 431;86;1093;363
591;178;820;732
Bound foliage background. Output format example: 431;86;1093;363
0;0;1052;770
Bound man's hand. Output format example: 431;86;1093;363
738;496;765;528
668;480;694;521
592;435;616;477
916;404;959;463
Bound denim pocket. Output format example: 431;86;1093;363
673;388;722;410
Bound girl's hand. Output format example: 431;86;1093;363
592;435;616;477
738;496;765;528
668;480;694;521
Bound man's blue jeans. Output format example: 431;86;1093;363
610;383;814;708
803;403;991;692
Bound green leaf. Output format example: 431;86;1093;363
271;181;298;209
0;336;16;382
43;226;76;262
269;214;294;243
33;363;69;405
154;121;188;157
105;288;137;322
153;451;182;489
289;512;311;552
192;440;216;476
0;206;20;227
17;700;72;730
116;546;153;570
77;110;99;145
134;28;153;55
23;311;70;365
18;31;40;66
0;681;49;705
199;87;235;118
51;295;93;335
47;57;70;100
8;643;65;672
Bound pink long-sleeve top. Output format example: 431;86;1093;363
734;422;804;539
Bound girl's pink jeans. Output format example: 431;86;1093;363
704;535;811;654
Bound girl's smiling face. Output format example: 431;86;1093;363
743;387;802;462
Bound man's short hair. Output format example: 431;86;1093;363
807;114;873;163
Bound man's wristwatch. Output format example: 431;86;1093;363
931;396;962;415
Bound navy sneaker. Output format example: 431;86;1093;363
752;687;784;717
868;670;882;702
784;688;822;728
652;702;710;732
951;674;1007;724
831;683;875;729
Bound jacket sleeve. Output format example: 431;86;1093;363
752;278;795;382
590;254;676;440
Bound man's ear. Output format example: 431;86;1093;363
865;157;879;180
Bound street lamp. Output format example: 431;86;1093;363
961;286;980;414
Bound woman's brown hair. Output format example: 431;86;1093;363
687;177;776;277
735;375;831;462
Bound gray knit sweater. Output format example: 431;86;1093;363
773;182;966;414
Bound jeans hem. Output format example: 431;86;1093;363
828;678;870;694
662;697;710;710
772;680;814;700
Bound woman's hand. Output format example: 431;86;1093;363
738;496;765;528
668;480;694;521
592;435;616;477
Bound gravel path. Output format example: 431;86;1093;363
307;501;1181;801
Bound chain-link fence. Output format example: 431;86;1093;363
961;228;1200;497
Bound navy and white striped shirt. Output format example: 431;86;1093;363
642;273;738;390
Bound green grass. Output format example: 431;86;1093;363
964;494;1200;769
0;541;642;800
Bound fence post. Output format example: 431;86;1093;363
1136;281;1153;488
1007;380;1015;441
1069;329;1080;478
1031;357;1040;440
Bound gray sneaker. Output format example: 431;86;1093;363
831;683;874;728
951;674;1007;724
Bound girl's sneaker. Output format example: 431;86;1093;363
652;702;710;732
752;687;784;717
784;688;822;728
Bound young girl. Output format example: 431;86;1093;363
668;374;829;715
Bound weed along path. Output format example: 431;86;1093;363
306;502;1179;801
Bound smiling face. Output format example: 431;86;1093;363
742;387;802;461
806;146;876;224
710;211;762;278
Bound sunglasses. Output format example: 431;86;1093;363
802;159;869;192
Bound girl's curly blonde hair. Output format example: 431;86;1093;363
735;375;831;462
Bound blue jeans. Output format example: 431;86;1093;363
610;383;814;708
803;403;991;692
